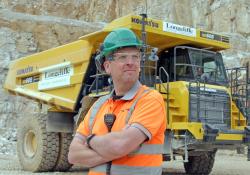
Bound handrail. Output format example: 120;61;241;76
226;64;250;126
159;66;170;125
89;72;110;95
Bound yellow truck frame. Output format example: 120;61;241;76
4;14;250;174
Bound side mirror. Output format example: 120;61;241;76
148;48;159;61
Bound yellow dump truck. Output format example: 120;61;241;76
4;14;250;174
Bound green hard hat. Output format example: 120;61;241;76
102;28;142;56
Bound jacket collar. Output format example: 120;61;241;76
111;80;141;101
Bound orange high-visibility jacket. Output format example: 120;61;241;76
77;81;167;175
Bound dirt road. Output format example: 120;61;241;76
0;151;249;175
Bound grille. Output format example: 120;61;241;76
189;86;231;129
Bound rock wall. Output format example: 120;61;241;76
0;0;249;154
0;1;106;154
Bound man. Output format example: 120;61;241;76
68;28;167;175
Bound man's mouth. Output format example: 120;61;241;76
124;70;136;72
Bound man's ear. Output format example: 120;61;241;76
103;61;111;74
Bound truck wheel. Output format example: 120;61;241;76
184;151;216;175
17;114;59;172
53;133;73;171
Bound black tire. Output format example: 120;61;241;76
17;114;59;172
184;151;216;175
53;133;73;171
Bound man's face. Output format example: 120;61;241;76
103;47;141;85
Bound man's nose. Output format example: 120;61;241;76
125;56;135;64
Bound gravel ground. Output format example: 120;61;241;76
162;151;250;175
0;151;250;175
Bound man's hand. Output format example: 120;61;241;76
68;134;110;167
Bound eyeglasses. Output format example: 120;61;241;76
112;52;141;63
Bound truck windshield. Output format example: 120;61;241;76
188;49;228;86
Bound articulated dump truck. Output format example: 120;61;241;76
4;14;250;174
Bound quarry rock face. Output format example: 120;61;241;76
0;0;249;154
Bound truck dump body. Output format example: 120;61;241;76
4;40;92;111
4;15;230;111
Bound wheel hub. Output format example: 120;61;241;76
24;130;37;158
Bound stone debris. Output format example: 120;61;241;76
0;128;17;155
